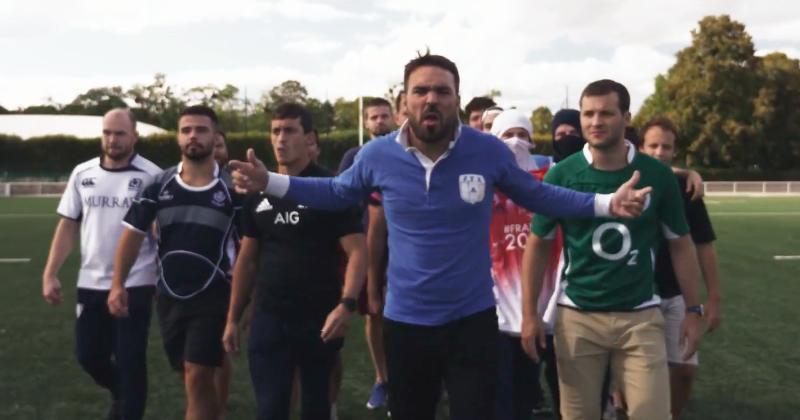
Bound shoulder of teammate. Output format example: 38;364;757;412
337;146;361;174
152;165;178;185
72;157;101;176
130;154;162;176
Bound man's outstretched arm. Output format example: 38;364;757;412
229;148;367;211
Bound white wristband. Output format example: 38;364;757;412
594;193;613;217
264;172;290;197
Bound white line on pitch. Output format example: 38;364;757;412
774;255;800;261
0;258;31;263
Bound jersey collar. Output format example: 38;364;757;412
177;161;220;177
582;139;636;165
395;120;460;152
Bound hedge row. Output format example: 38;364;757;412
0;132;555;180
3;132;796;181
0;131;360;179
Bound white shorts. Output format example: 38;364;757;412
660;295;699;366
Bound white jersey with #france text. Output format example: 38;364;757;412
57;155;161;290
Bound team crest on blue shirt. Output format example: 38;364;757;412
459;174;485;204
211;190;227;207
128;177;143;191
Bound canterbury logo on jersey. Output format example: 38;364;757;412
81;178;96;188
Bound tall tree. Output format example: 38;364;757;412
127;73;185;129
332;97;359;130
62;87;127;115
751;52;800;170
637;15;759;167
262;80;309;111
530;106;553;140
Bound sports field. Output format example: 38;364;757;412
1;196;798;419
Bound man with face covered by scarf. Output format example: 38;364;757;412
551;108;586;163
488;109;557;419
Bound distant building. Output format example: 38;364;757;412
0;114;167;139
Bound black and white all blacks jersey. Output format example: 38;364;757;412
123;162;242;299
57;154;161;290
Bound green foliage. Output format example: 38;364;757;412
485;89;502;99
0;130;361;178
635;15;800;170
21;105;60;114
530;106;553;138
61;86;127;116
751;53;800;170
333;98;359;130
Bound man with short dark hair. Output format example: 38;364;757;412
394;90;408;126
639;116;722;419
464;96;497;130
222;103;366;420
43;108;161;420
335;96;395;411
230;54;651;420
215;131;230;168
109;105;241;420
481;106;504;133
364;97;394;139
522;80;704;419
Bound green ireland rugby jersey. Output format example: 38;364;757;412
531;143;689;311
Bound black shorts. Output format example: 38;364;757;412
156;282;230;371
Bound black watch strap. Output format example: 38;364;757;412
340;297;357;312
686;304;704;316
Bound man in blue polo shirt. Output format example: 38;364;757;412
230;52;651;420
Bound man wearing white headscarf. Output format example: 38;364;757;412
488;109;556;419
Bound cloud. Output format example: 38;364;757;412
1;0;800;112
283;35;342;54
0;0;373;36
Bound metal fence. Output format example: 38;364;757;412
2;181;800;197
704;181;800;195
1;182;67;197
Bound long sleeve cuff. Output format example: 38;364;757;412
264;172;290;197
594;193;613;217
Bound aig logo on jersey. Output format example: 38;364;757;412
274;211;300;225
459;174;485;204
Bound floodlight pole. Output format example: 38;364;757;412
358;96;364;146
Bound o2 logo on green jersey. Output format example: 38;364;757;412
591;222;639;266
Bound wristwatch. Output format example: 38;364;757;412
340;297;357;313
686;304;704;316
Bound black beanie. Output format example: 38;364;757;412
551;109;581;138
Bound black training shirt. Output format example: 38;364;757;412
242;162;363;319
655;176;716;298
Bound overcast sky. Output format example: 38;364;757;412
1;0;798;116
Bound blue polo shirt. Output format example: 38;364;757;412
266;125;606;325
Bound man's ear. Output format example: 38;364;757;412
623;111;632;125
